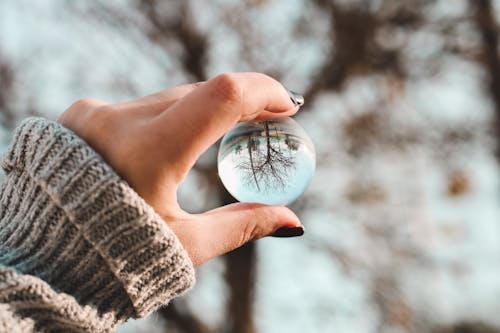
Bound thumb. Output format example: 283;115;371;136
169;203;303;267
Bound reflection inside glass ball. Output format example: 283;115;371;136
217;117;316;205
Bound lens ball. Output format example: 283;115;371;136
217;117;315;205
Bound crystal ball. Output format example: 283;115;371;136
217;117;316;205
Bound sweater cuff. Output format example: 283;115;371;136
1;117;195;318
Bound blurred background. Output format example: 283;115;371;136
2;1;500;332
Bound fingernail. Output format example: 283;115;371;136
284;87;305;107
272;226;305;238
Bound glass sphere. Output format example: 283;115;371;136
217;117;316;205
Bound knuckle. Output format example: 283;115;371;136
60;101;116;152
251;223;265;240
239;208;272;245
240;219;260;246
69;98;103;112
210;73;243;104
59;98;106;126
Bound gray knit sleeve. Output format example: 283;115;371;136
0;117;196;332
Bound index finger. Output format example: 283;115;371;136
152;72;303;182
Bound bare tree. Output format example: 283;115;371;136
228;121;297;192
471;0;500;161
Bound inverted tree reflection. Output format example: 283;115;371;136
233;121;297;192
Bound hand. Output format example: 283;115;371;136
57;72;304;267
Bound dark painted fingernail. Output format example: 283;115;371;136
285;87;305;107
272;226;305;238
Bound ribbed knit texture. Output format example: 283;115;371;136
0;117;196;332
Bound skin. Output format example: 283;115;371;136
56;72;303;267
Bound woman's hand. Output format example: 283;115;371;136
57;72;304;267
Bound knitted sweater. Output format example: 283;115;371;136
0;118;196;332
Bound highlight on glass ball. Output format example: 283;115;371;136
217;117;316;206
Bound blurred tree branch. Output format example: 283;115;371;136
434;322;500;333
471;0;500;161
0;54;16;129
137;0;208;82
159;302;214;333
304;0;412;104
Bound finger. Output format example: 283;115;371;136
115;82;204;116
151;72;301;182
169;203;303;267
253;108;299;120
